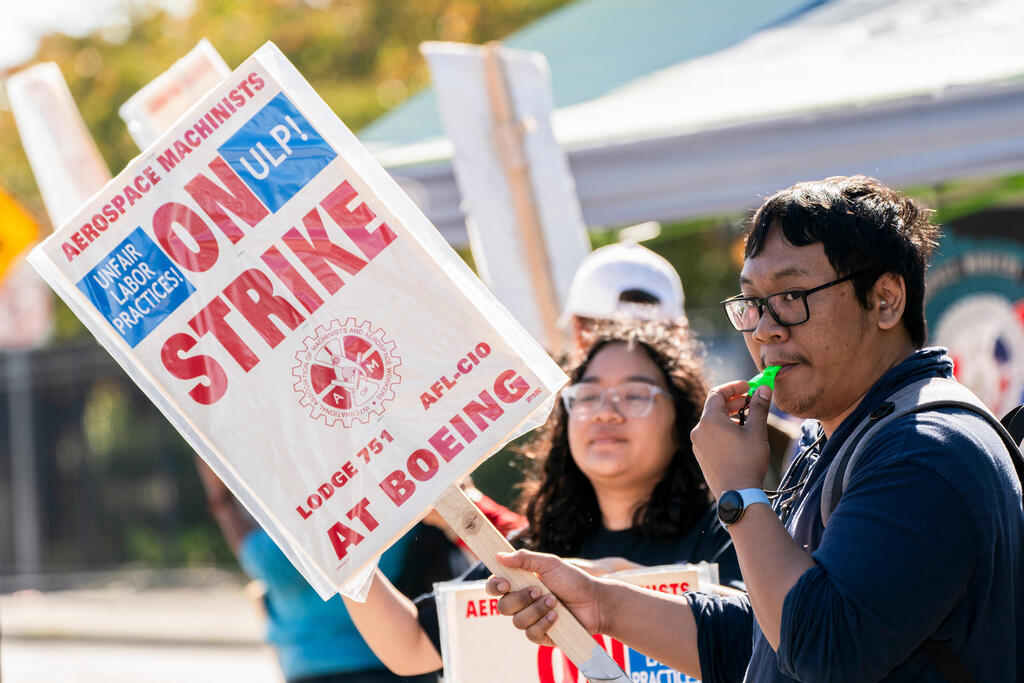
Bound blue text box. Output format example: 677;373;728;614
77;228;196;347
627;649;698;682
218;92;337;213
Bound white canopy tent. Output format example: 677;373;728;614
360;0;1024;245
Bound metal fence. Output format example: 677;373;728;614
0;342;230;580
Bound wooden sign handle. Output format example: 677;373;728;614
434;484;630;683
482;42;564;352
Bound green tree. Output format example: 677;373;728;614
0;0;571;338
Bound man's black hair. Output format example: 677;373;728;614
744;175;941;348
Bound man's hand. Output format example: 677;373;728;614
690;381;773;498
485;550;605;647
566;556;639;577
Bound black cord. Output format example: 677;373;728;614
767;432;826;521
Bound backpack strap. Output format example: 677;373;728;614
1001;404;1024;446
821;376;1024;527
816;376;1024;683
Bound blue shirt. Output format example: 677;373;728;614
239;527;412;680
688;348;1024;682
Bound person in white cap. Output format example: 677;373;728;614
560;240;686;353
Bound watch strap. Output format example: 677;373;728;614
718;488;771;528
736;487;771;508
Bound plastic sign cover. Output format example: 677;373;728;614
28;43;565;599
437;565;711;683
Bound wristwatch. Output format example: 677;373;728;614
717;488;771;528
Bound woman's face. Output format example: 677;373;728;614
566;343;678;495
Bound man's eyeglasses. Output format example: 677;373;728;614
561;382;667;419
720;271;866;332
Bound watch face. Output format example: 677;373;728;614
717;490;744;525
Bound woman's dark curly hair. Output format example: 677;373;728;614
515;319;711;556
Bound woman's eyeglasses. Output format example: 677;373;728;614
561;382;667;419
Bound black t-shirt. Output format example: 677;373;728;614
415;505;742;652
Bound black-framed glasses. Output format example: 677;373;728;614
720;270;867;332
561;382;667;419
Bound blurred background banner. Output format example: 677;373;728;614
6;62;111;228
118;38;230;150
927;225;1024;418
424;41;590;350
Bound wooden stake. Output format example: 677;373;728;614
435;484;630;682
482;42;564;351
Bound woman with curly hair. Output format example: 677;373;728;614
343;318;741;677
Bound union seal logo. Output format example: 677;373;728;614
292;318;401;427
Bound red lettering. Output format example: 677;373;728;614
185;157;269;244
281;205;368;294
407;449;439;482
153;201;219;272
296;504;312;520
188;297;259;372
330;470;349;488
72;233;88;250
380;470;415;506
221;269;305;348
449;414;476;443
143;165;160;186
428;426;463;463
346;498;379;531
317;483;334;500
124;184;143;205
157;147;180;173
466;601;478;618
307;492;323;509
342;461;357;477
536;646;578;683
80;222;100;242
261;245;323;314
160;332;228;404
463;390;504;430
327;520;364;561
495;370;529;403
62;241;80;261
174;139;193;158
248;72;265;90
319;180;397;261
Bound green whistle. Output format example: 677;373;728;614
747;365;781;396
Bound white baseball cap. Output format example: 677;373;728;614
559;241;685;327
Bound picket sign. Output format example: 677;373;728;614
27;41;631;680
436;564;713;683
6;63;112;228
435;486;631;683
119;39;231;150
422;41;591;350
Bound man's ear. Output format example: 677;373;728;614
872;272;906;331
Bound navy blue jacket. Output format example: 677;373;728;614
687;349;1024;682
